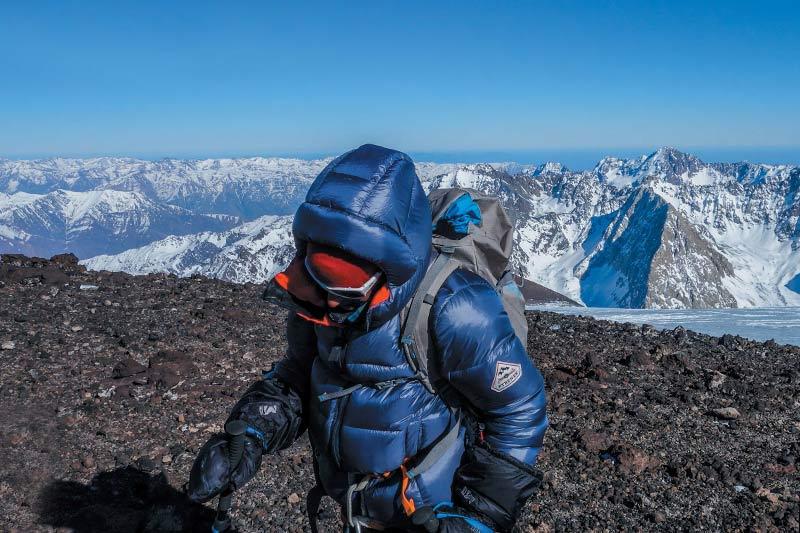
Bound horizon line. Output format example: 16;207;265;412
2;145;800;169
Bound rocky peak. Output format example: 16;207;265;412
636;147;716;185
531;162;569;176
592;148;724;188
577;187;736;308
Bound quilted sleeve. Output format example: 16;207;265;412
431;270;548;531
431;271;548;463
273;310;319;402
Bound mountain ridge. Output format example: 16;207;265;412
2;148;799;309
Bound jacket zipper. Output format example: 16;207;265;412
330;395;350;469
329;329;350;469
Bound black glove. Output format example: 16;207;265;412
187;433;263;502
187;376;305;502
453;442;543;532
225;377;305;454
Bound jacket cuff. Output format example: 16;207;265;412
227;377;305;453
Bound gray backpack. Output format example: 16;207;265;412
399;187;528;394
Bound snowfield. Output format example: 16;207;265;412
532;305;800;347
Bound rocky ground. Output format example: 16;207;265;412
0;254;797;532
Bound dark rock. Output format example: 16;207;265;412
582;353;601;368
50;253;85;273
6;267;70;286
112;358;147;378
150;367;180;389
718;334;741;349
709;407;741;420
672;325;688;341
549;369;573;383
575;430;613;453
662;351;697;373
615;445;660;475
624;350;653;368
135;457;158;473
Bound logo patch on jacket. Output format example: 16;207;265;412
491;361;522;392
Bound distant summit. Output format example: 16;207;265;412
592;147;726;188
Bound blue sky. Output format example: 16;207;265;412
1;1;798;166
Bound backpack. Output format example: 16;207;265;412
399;187;528;394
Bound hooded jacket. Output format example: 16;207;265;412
236;144;548;529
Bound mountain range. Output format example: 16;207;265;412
1;148;798;308
0;189;238;258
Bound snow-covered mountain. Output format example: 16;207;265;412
83;214;579;306
83;215;295;284
0;157;332;219
0;189;239;258
416;148;799;308
83;215;294;283
0;156;458;266
2;148;799;308
0;157;493;218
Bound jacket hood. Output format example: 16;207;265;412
291;144;432;329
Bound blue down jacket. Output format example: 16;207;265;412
243;145;548;528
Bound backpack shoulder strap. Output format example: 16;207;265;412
400;247;459;393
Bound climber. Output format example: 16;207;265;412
188;144;548;532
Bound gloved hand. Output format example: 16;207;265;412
453;442;542;532
411;505;494;533
187;376;304;503
186;432;263;502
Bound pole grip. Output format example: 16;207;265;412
225;420;247;471
211;420;248;532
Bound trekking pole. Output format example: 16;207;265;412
212;420;247;533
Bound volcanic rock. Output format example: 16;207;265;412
710;407;741;420
112;358;148;378
0;255;797;531
615;445;659;475
575;430;613;453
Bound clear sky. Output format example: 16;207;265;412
1;1;798;165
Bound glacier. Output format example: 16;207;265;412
531;305;800;347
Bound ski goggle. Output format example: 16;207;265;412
303;255;382;303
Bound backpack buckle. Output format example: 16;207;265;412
400;336;418;368
374;378;405;390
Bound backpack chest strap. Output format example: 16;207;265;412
316;376;417;402
400;249;459;393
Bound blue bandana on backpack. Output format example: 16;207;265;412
434;193;482;236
